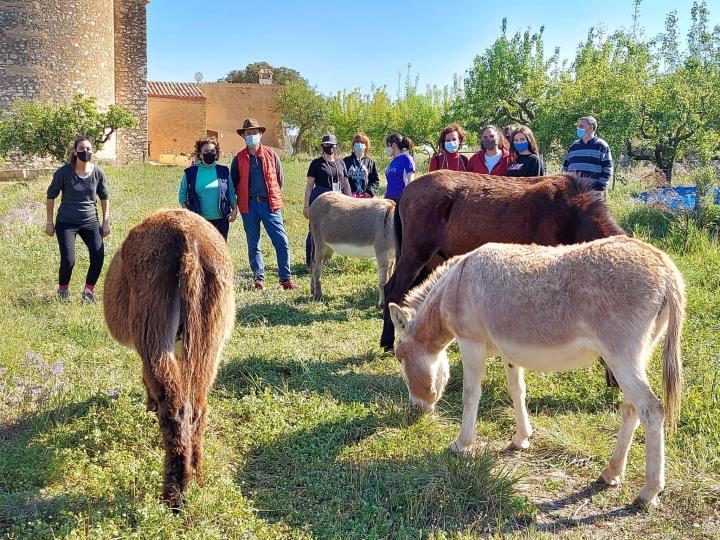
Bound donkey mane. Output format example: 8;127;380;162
404;255;464;311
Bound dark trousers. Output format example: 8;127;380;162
208;217;230;240
55;221;104;286
305;185;332;267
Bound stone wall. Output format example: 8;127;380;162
0;0;116;110
200;83;283;154
114;0;149;163
147;97;206;161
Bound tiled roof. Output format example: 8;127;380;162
148;81;205;99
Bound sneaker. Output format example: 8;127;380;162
81;289;96;304
254;279;265;291
57;289;69;301
280;278;298;290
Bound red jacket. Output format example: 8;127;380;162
429;152;470;172
235;145;283;213
468;149;512;175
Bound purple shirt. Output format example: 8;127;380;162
385;153;415;199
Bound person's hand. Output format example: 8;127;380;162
229;207;238;222
101;220;111;238
45;222;55;237
303;206;310;219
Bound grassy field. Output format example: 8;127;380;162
0;160;718;539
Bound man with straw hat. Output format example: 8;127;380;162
230;118;297;290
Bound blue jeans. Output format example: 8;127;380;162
240;199;292;281
305;185;332;267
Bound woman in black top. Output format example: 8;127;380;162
342;132;379;198
303;133;351;268
507;125;545;177
46;135;110;302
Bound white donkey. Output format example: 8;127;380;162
389;236;685;507
310;191;396;307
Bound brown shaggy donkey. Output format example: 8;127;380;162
380;171;626;351
103;209;235;509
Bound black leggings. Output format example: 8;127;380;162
55;221;105;286
208;217;229;240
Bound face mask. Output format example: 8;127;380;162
76;150;92;162
202;152;216;164
444;140;459;153
482;138;497;150
323;145;335;155
576;127;586;138
514;141;529;153
353;143;365;155
385;145;393;156
245;134;261;148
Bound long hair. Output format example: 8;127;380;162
509;125;540;160
386;133;414;153
438;123;466;153
68;135;92;167
480;125;509;152
352;132;371;157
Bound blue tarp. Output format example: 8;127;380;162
635;186;720;211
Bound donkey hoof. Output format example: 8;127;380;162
598;468;622;487
631;495;659;511
449;440;472;455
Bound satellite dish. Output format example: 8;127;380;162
194;72;203;82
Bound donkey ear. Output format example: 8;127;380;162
389;303;412;338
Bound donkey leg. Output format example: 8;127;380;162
600;400;639;486
191;405;207;485
503;360;532;450
450;339;487;454
611;364;665;506
311;245;329;301
376;252;392;309
158;396;193;509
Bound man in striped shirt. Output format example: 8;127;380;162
561;116;613;190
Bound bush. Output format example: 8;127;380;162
0;95;138;164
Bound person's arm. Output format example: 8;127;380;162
598;144;613;188
45;198;55;236
340;161;351;196
228;179;238;222
100;198;110;237
274;151;284;189
179;173;189;208
367;159;380;195
405;159;416;184
561;145;571;172
230;156;239;192
535;155;546;176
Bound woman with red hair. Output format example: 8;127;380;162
429;123;470;172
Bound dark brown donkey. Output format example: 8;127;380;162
104;209;235;509
380;171;626;352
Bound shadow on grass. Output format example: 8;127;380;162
0;394;162;535
238;414;522;537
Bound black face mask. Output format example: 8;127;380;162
482;138;498;150
322;145;335;155
76;150;92;163
202;152;216;164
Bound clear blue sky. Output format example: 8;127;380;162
147;0;711;96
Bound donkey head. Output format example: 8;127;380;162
389;303;450;413
564;177;626;243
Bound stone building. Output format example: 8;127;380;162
0;0;149;163
147;81;283;161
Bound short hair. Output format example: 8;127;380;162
579;116;598;130
352;132;371;156
193;137;220;160
509;125;540;160
438;123;466;151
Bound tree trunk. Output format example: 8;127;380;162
654;144;676;183
293;127;307;155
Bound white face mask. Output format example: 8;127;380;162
385;145;393;156
245;134;261;148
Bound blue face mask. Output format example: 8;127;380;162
353;143;365;155
514;141;529;153
246;134;261;148
444;140;459;153
576;127;586;139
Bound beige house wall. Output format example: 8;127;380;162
200;83;283;155
147;97;206;161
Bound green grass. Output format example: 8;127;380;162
0;163;719;538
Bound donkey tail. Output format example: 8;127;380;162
660;260;685;435
179;238;205;378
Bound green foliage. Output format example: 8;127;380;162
0;95;138;164
222;61;307;86
276;81;326;153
